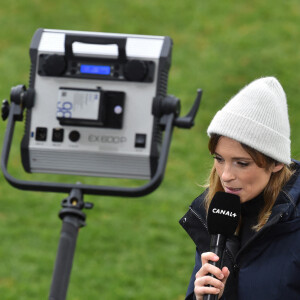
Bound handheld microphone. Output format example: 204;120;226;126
203;192;241;300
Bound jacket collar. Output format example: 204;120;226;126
270;160;300;222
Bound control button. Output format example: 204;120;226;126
124;60;148;81
69;130;80;142
52;128;64;142
35;127;47;141
42;54;66;76
135;134;146;148
114;105;123;115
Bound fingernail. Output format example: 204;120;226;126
219;273;224;279
215;289;220;294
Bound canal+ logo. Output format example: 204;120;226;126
212;208;238;218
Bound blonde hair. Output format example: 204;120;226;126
205;134;293;231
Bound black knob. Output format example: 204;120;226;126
1;100;10;121
69;130;80;142
124;60;148;81
42;55;66;76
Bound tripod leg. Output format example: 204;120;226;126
49;216;84;300
48;188;88;300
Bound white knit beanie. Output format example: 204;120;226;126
207;77;291;164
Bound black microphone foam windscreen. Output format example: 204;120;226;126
207;192;241;237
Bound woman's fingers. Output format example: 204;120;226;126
198;252;224;279
197;262;225;279
221;266;230;280
194;253;231;300
221;266;230;285
201;252;219;265
194;285;221;297
194;275;224;299
195;275;224;290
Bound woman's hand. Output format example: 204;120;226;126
194;252;230;300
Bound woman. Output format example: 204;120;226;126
179;77;300;300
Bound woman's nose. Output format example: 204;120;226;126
221;164;236;182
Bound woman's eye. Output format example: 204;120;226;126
213;155;223;163
237;161;249;167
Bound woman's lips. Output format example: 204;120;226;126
224;186;242;194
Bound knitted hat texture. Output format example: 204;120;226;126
207;77;291;164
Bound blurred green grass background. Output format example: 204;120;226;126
1;0;300;299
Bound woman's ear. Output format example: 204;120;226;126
272;162;284;173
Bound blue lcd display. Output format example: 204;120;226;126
80;64;111;75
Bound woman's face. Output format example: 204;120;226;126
214;136;283;203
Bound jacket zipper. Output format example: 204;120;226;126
224;247;239;275
189;206;209;231
282;190;294;206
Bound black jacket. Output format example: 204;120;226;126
179;161;300;300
